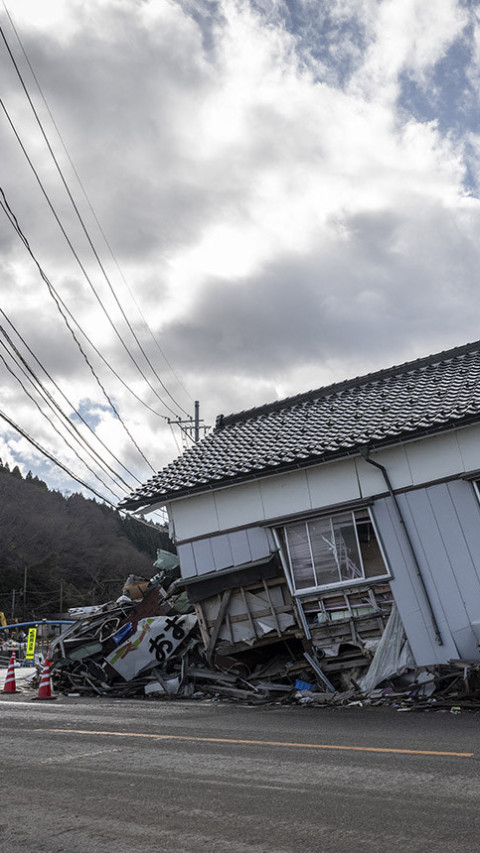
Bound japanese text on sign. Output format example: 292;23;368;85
106;614;197;681
26;628;37;659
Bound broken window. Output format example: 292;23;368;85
278;509;389;594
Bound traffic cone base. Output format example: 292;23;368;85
32;658;57;701
2;651;18;694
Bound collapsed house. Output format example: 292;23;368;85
115;340;480;699
38;341;480;705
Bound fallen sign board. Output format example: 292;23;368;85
106;614;197;681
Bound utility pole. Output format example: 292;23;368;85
194;400;200;442
168;400;208;445
23;566;27;620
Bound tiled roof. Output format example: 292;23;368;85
120;340;480;510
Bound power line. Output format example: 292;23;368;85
0;92;180;420
0;407;119;507
0;319;138;494
0;186;158;473
0;345;124;501
3;0;192;405
0;308;145;486
0;403;169;528
4;193;173;421
0;22;190;418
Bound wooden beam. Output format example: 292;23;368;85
262;579;282;636
206;589;233;663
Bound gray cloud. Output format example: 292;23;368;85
160;201;480;387
1;0;479;501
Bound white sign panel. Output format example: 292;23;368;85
106;614;197;681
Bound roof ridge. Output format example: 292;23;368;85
216;339;480;430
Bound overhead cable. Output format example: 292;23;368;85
0;308;145;486
0;24;190;418
0;346;124;501
0;407;120;508
3;187;171;421
3;0;192;405
0;320;135;493
0;187;157;473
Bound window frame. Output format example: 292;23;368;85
277;507;390;596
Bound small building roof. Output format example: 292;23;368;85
120;340;480;511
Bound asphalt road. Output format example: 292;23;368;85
0;693;478;853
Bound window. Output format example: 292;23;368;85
279;508;389;594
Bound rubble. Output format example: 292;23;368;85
3;551;472;713
7;549;477;711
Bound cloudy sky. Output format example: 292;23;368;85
0;0;479;511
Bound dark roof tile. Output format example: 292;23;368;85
120;340;480;510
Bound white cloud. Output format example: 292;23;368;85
0;0;478;503
350;0;467;101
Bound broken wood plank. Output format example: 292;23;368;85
206;589;233;663
193;601;211;649
262;579;282;636
240;586;258;639
303;651;336;693
204;603;293;627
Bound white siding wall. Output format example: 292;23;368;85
169;424;480;542
373;480;480;665
177;527;275;578
167;424;480;665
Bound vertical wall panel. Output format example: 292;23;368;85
446;480;480;590
307;460;361;508
399;489;475;659
372;497;458;665
260;470;311;519
192;538;215;575
405;433;464;486
246;527;273;561
214;481;265;529
425;481;480;631
457;425;480;472
230;530;252;565
172;493;219;540
177;542;197;578
355;446;413;495
179;527;275;579
210;534;234;571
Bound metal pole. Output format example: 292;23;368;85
194;400;200;442
23;566;27;619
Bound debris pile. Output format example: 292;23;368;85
47;589;325;703
21;550;479;710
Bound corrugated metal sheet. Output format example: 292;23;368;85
374;480;480;664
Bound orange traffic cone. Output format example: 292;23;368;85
2;650;18;693
32;658;57;701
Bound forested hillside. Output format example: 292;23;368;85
0;461;174;622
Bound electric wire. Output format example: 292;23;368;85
0;407;119;508
0;23;190;418
0;320;135;493
0;14;199;516
0;188;157;472
0;163;181;423
0;308;145;487
0;341;123;498
9;206;172;421
0;346;123;501
0;92;181;421
3;0;192;405
168;419;182;455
